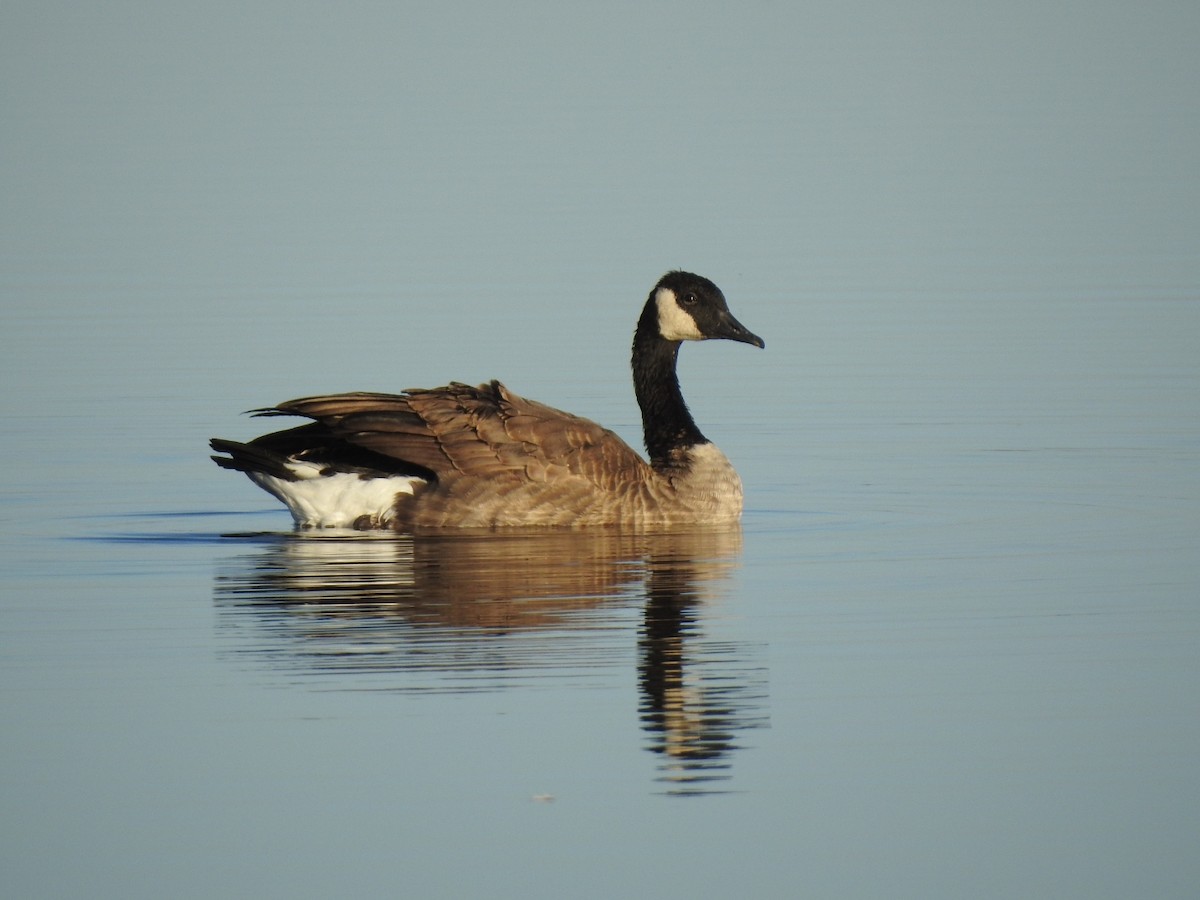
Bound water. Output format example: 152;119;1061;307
3;3;1200;898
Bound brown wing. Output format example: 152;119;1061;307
266;381;653;490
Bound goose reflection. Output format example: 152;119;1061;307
214;527;766;793
639;560;768;794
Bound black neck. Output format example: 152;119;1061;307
632;322;708;469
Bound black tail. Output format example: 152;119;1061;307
209;438;299;481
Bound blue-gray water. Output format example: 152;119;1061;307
3;3;1199;898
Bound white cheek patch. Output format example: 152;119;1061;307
655;287;705;341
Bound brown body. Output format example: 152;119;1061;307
256;382;744;528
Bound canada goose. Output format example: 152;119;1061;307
211;270;764;529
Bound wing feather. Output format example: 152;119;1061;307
266;381;652;491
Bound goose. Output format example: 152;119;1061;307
210;270;764;529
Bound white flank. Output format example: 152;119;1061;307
247;459;422;528
654;287;704;341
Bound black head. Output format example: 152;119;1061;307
642;270;765;348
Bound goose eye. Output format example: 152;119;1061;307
680;293;698;306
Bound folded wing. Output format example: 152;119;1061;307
263;381;653;492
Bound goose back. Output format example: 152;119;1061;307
225;381;744;528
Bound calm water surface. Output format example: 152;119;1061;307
4;3;1200;898
4;292;1197;899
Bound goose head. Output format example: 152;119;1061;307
644;271;765;348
